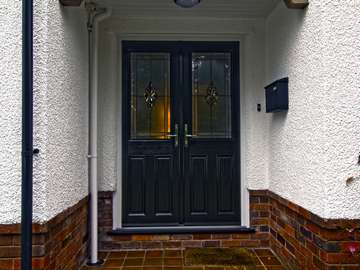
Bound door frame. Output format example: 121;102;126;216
121;41;241;227
111;34;250;230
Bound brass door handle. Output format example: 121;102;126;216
184;124;196;147
167;123;179;148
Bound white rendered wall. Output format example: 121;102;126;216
0;1;88;224
266;1;360;219
33;1;89;223
0;1;22;224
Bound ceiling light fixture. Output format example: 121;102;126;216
174;0;201;8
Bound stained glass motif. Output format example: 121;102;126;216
192;53;232;138
205;81;219;106
130;53;171;139
144;81;158;108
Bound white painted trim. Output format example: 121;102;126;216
112;33;122;229
111;33;250;229
240;40;250;227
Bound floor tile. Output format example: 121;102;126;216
164;267;184;270
164;250;182;257
146;250;164;258
144;258;164;266
108;251;127;259
250;256;262;266
224;267;246;270
183;267;204;270
164;258;183;266
103;259;125;268
244;266;266;270
143;266;163;270
258;256;281;266
204;266;225;270
254;249;274;257
123;258;144;266
122;267;143;270
127;251;146;258
266;266;286;270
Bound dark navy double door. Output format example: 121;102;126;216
122;41;240;227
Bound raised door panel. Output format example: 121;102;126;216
154;156;176;217
185;155;210;222
216;155;237;216
127;156;147;217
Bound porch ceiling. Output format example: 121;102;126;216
95;0;281;19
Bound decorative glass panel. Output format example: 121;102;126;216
130;53;171;139
192;53;232;138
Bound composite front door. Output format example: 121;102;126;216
122;41;240;227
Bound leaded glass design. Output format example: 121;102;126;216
144;81;158;108
130;53;171;139
192;53;232;138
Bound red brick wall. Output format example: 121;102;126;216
0;197;88;270
98;191;270;251
2;190;359;269
252;190;360;269
99;191;360;269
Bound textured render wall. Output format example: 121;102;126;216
98;31;118;192
321;0;360;219
0;1;88;224
0;1;22;224
243;22;270;190
266;1;360;219
33;1;89;223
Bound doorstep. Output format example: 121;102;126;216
109;226;256;235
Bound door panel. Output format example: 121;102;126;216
128;157;146;215
216;155;236;215
123;41;240;226
187;155;209;215
154;156;175;216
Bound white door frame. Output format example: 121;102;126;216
107;33;251;229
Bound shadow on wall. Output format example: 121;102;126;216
267;4;308;132
59;2;88;56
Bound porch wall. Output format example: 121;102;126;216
0;1;22;224
0;197;88;270
266;0;360;219
0;0;89;224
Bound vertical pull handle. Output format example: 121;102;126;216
167;123;179;148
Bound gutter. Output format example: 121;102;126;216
86;2;110;266
21;0;35;269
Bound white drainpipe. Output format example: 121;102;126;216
86;2;110;266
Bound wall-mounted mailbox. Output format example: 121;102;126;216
265;77;289;113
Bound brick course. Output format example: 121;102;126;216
0;197;88;270
1;190;359;269
98;192;270;251
253;190;360;269
99;191;360;269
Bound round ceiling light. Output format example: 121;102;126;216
174;0;201;8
